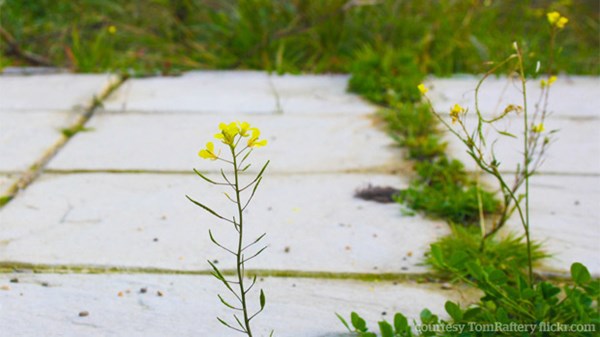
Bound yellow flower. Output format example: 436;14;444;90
547;11;560;25
108;25;117;34
541;75;557;88
238;121;251;137
214;122;239;145
247;128;267;148
532;123;545;133
449;104;465;124
417;83;428;95
198;142;219;160
556;16;568;29
547;11;568;29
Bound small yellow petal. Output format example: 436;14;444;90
556;16;568;29
547;11;560;25
417;83;428;95
254;139;267;147
239;121;251;137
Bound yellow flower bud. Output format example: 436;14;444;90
449;104;465;124
532;123;545;133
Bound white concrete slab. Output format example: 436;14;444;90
269;74;376;115
47;114;404;173
0;173;447;273
445;115;600;174
496;175;600;275
103;71;277;114
425;75;600;118
0;110;80;171
0;74;117;111
0;273;468;337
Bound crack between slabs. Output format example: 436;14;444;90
267;75;284;114
0;261;581;282
0;74;129;209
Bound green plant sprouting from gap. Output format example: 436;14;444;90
418;11;566;282
187;121;272;337
339;11;599;337
353;54;501;226
425;225;547;281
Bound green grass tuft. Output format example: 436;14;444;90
427;225;547;279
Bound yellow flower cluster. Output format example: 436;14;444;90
449;104;465;124
199;121;267;160
532;123;545;133
547;11;568;29
417;83;428;95
540;75;557;88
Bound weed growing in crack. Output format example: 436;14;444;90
188;121;272;337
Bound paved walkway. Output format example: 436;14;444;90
0;71;598;336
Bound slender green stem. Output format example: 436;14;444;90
231;145;253;337
515;43;534;285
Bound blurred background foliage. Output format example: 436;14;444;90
1;0;598;76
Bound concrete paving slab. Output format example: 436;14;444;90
47;114;404;173
0;110;80;171
498;175;600;275
425;76;599;118
0;173;447;273
103;71;277;114
445;115;600;174
269;74;376;115
0;74;118;111
0;273;470;337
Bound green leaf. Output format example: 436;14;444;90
420;308;438;324
571;262;591;285
217;294;239;310
488;269;508;285
498;130;517;138
378;321;394;337
336;313;352;332
430;244;444;266
193;168;218;184
495;307;509;323
463;307;482;320
394;312;408;332
186;195;229;222
444;301;463;321
351;312;368;332
540;282;561;299
466;261;484;279
260;289;266;310
448;250;469;267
